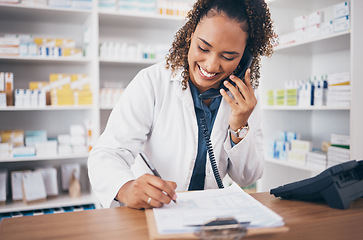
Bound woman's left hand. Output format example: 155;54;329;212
220;69;257;142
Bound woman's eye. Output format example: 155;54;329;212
198;46;208;52
222;56;234;61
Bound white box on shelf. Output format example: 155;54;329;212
294;15;307;30
330;133;350;146
306;24;320;39
22;171;47;203
61;163;81;191
11;170;30;201
333;1;350;19
0;170;7;203
13;146;36;157
30;90;39;107
333;15;350;33
58;134;71;145
0;72;4;92
0;92;6;107
328;72;350;85
35;167;59;197
58;144;73;155
15;89;24;107
35;140;58;156
307;11;323;26
293;28;306;42
70;124;85;136
320;21;334;36
0;142;12;157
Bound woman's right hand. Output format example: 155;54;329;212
116;173;177;209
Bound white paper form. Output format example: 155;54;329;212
153;183;284;234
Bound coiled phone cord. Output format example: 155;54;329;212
200;116;224;189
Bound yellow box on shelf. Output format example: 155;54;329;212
62;48;82;57
51;88;74;106
29;81;49;90
50;74;71;90
276;89;285;105
0;130;24;147
266;89;275;106
287;150;306;165
74;90;93;105
71;74;90;91
286;88;298;106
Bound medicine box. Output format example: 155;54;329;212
1;130;24;147
333;1;350;19
11;171;30;201
305;24;320;39
291;140;312;153
22;171;47;204
0;92;6;107
0;72;4;92
275;89;285;105
25;130;47;147
288;150;306;165
71;74;90;91
0;170;7;204
333;15;350;33
294;15;307;30
307;11;323;26
320;21;333;36
50;74;71;90
35;167;59;197
61;163;81;190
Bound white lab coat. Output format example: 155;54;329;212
88;62;264;208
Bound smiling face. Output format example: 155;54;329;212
188;14;248;93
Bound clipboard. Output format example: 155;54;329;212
145;209;289;240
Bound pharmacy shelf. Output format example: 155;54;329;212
0;3;92;23
99;58;160;65
0;56;92;64
98;10;185;29
265;157;325;173
0;193;95;214
262;105;350;111
0;153;89;163
257;0;360;193
0;106;93;111
274;31;350;51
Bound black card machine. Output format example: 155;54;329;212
270;160;363;209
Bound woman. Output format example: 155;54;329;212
88;0;276;209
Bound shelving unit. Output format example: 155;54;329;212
0;2;185;214
258;0;363;192
0;2;99;213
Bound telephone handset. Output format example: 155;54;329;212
197;47;253;189
199;47;253;100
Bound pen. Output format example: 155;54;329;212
139;151;177;204
185;221;250;227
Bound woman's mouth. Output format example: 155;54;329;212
198;65;217;79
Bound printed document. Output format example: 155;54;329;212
153;183;284;234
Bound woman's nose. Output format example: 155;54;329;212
206;54;220;73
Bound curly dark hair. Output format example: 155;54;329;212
166;0;277;90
